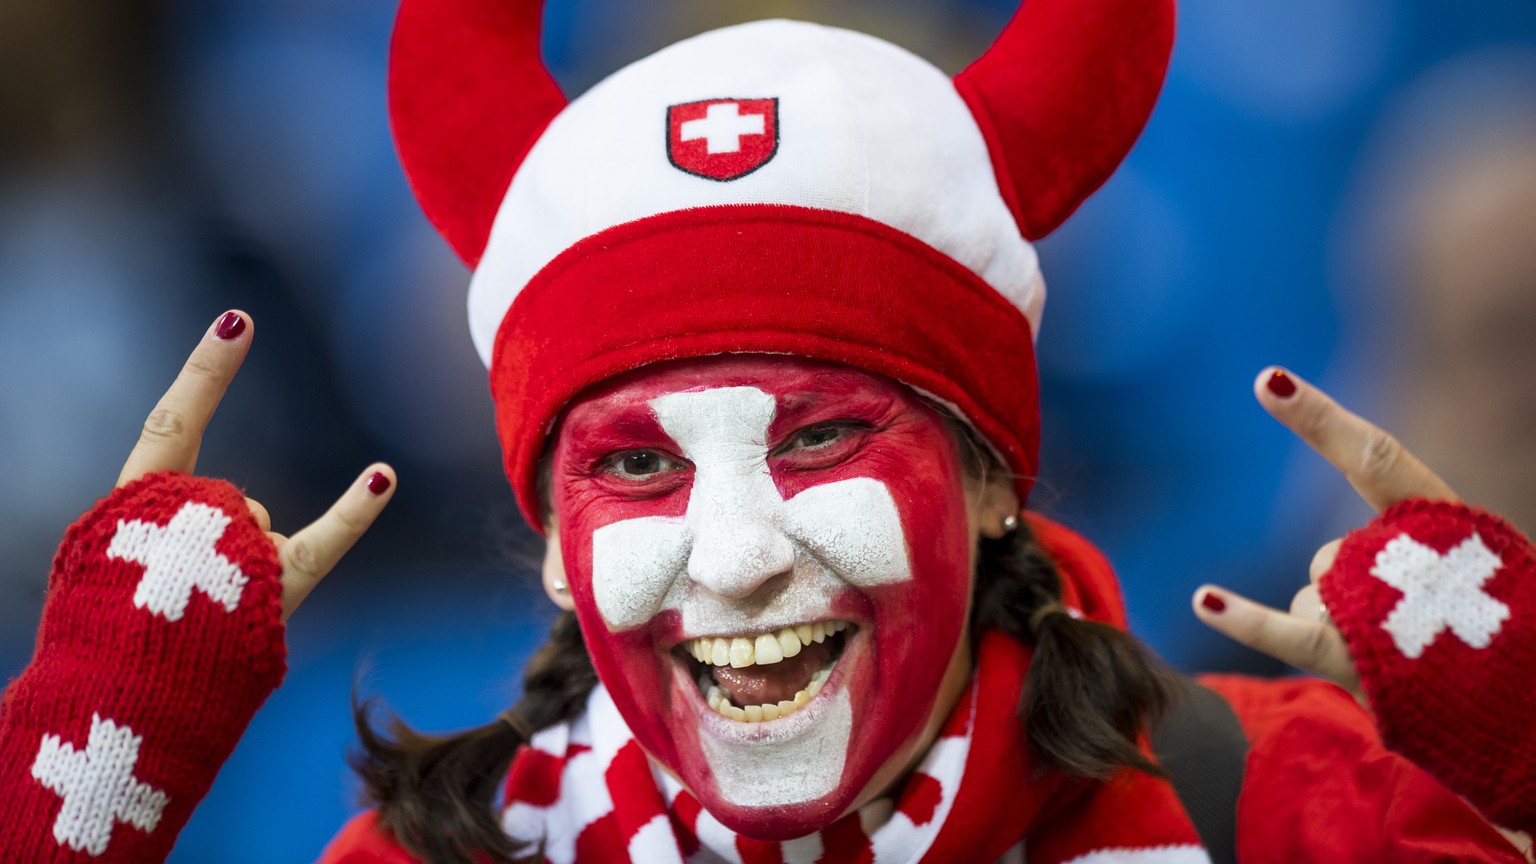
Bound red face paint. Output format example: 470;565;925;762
551;356;974;839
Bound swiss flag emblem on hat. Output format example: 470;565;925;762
667;98;779;181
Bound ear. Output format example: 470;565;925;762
976;476;1022;540
541;524;576;611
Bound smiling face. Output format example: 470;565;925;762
548;356;996;839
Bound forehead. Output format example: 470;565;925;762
560;355;916;427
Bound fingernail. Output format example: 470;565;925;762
215;312;246;341
1200;591;1227;613
1266;369;1297;398
366;472;391;495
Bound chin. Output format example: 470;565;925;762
595;589;959;841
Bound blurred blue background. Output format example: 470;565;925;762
3;0;1536;859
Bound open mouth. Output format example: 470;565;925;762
677;621;855;723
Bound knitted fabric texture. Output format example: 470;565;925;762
1319;499;1536;833
0;472;285;862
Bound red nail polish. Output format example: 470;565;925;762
1266;369;1297;398
366;472;391;495
1200;591;1227;613
215;312;246;341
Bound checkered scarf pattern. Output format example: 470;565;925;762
498;631;1211;864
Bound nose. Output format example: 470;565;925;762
687;514;795;600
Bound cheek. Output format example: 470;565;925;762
775;423;974;601
869;458;973;668
552;488;697;782
552;475;691;631
784;424;976;719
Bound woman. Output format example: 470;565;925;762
2;0;1533;861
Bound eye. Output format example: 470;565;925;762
772;421;869;469
604;449;686;480
790;423;848;451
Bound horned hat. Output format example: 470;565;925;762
388;0;1175;525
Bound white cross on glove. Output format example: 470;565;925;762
1371;532;1510;659
109;502;249;622
31;714;168;856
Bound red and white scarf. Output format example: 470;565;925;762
499;631;1210;864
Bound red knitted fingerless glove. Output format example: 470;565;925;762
1320;499;1536;833
0;472;285;862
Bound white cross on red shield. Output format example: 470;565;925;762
667;98;779;181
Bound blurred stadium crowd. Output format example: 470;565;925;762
2;0;1534;858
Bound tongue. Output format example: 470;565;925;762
712;639;833;706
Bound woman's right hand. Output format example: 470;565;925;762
117;310;396;621
0;310;397;862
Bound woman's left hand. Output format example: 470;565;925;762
1192;366;1458;701
1193;366;1536;858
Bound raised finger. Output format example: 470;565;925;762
1194;585;1360;692
118;311;253;487
278;465;396;621
1253;367;1456;511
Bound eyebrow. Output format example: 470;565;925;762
772;374;883;413
562;407;673;449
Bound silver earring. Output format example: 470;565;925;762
1001;514;1019;533
552;577;568;594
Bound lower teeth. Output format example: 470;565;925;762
706;664;833;723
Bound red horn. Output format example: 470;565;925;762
389;0;566;265
955;0;1175;240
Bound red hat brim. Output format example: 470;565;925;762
490;204;1041;530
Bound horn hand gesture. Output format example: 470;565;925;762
118;310;396;622
1194;366;1536;856
1192;367;1458;701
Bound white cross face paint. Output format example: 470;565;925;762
591;387;911;633
552;357;978;840
589;386;909;810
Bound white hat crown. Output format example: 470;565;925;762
468;20;1042;364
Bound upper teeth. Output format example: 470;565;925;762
688;621;849;668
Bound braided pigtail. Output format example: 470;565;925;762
971;525;1174;780
351;610;596;864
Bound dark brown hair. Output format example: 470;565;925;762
350;611;594;863
974;528;1173;779
941;410;1172;779
351;522;1173;863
